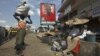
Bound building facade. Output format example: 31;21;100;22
58;0;100;20
58;0;100;42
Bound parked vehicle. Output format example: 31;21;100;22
0;26;9;45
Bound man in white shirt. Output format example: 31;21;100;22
79;29;96;39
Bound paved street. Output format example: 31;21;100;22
0;33;60;56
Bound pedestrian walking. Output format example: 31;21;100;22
13;1;32;53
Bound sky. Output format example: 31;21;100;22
0;0;61;29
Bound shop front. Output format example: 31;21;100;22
73;0;100;42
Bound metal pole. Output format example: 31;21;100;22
91;0;93;18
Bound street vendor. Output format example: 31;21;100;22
64;25;96;56
13;1;32;53
63;18;90;56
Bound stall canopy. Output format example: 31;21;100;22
65;18;89;25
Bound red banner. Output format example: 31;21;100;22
40;3;56;22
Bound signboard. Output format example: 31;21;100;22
40;3;56;22
41;21;55;25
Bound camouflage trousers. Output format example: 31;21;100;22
15;29;26;50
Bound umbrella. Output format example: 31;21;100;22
65;18;89;25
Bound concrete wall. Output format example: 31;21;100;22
77;41;100;56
